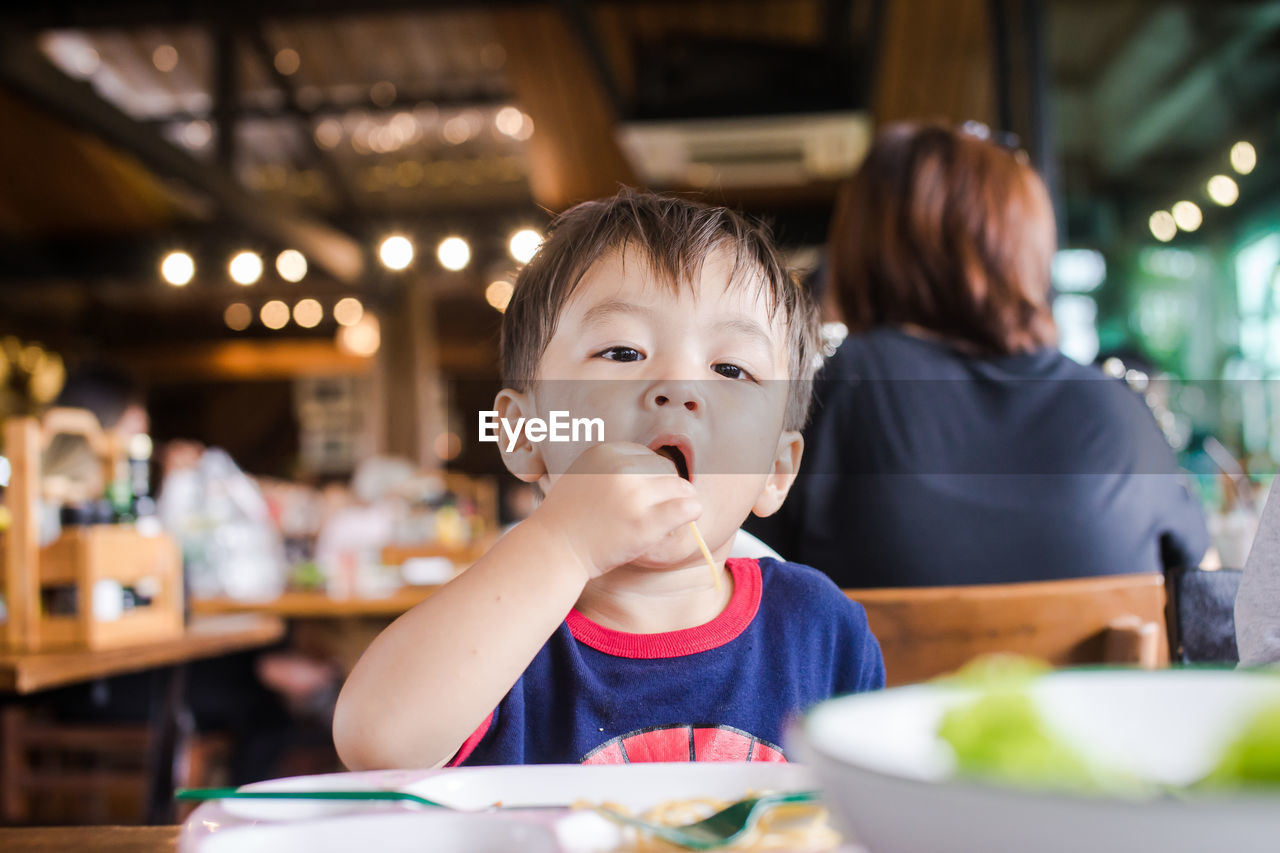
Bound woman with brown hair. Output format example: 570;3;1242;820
749;122;1208;587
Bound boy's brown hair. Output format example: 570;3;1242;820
501;188;821;430
829;122;1058;355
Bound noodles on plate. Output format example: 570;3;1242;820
582;793;841;851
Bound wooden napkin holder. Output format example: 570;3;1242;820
2;410;184;652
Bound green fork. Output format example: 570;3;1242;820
175;787;447;808
591;790;821;850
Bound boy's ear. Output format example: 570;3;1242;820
493;389;546;484
752;431;803;518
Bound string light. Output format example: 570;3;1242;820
1148;211;1176;242
160;251;195;286
334;297;364;327
1230;141;1256;175
276;249;307;282
438;236;470;271
229;251;264;285
378;235;414;270
224;303;252;331
1207;175;1239;206
273;48;300;76
1171;201;1202;232
485;280;514;312
260;300;290;330
293;298;323;328
508;228;542;264
152;45;178;72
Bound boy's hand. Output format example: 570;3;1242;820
528;442;701;579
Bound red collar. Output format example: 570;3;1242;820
566;558;763;659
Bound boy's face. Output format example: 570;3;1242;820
498;247;803;568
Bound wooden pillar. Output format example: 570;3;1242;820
372;277;444;470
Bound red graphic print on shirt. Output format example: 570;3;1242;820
580;724;787;764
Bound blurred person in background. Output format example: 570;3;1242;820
749;122;1208;587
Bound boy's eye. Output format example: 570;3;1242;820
596;346;644;362
712;362;754;381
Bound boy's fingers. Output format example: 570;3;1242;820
652;495;702;532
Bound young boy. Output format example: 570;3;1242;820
333;190;884;769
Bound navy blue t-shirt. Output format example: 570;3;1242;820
748;328;1209;587
450;557;884;766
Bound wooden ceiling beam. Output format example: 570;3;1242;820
141;92;505;127
873;0;994;127
244;27;361;213
5;1;542;30
0;29;366;283
492;5;637;210
118;339;373;382
556;0;626;118
114;336;496;382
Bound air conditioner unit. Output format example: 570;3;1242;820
617;111;872;188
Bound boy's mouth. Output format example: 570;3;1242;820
650;439;693;481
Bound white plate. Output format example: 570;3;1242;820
181;761;837;853
797;668;1280;853
182;810;559;853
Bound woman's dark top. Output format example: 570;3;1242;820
747;328;1209;587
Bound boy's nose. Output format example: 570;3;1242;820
646;381;702;412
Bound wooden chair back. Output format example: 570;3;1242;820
846;573;1169;687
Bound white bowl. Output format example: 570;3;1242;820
795;668;1280;853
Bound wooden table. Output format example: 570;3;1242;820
0;614;286;694
0;615;286;824
189;589;445;679
0;826;177;852
189;588;439;619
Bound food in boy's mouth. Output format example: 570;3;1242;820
651;442;719;589
654;445;690;481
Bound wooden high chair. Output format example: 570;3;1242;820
846;573;1169;687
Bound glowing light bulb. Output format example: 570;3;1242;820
276;249;307;282
378;235;414;270
160;251;195;286
1171;201;1202;232
1230;141;1256;175
437;236;470;271
508;228;542;264
293;298;323;328
229;251;264;285
224;303;251;331
334;297;364;327
485;280;514;312
260;300;290;329
1148;211;1176;242
1207;175;1239;206
274;48;300;76
152;44;178;72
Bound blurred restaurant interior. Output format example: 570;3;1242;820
0;0;1278;832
